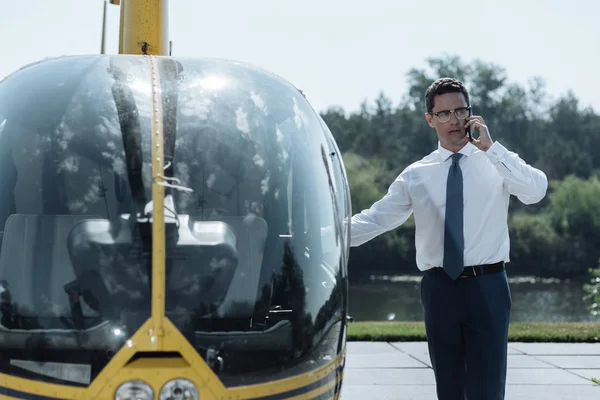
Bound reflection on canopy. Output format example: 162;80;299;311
0;55;351;388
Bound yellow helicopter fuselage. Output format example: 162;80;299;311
0;1;349;399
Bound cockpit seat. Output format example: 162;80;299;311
0;214;99;330
201;214;268;318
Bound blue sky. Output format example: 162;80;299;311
1;0;598;114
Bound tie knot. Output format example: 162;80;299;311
451;153;462;164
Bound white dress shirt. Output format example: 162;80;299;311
350;141;548;271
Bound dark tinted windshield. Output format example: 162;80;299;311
155;58;348;386
0;55;154;386
0;55;350;388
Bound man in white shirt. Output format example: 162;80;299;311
350;77;548;399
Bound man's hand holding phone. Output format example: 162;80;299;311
465;115;493;152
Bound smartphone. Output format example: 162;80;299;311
466;106;473;141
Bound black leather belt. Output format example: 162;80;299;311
430;262;505;278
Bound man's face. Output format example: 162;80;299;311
425;92;470;152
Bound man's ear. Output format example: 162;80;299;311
425;112;434;128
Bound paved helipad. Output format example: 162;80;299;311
340;342;600;399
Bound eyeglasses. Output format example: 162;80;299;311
431;107;471;123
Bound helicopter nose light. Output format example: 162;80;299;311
114;380;154;400
160;378;199;400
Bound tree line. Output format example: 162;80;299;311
320;55;600;282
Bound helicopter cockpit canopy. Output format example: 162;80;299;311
0;55;351;388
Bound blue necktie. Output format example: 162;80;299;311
443;153;464;280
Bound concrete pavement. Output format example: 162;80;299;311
340;341;600;399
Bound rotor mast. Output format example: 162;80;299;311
105;0;170;56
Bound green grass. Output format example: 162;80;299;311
347;321;600;342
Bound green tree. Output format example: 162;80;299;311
545;175;600;276
508;213;567;277
342;151;387;213
583;261;600;319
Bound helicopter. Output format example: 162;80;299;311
0;0;352;399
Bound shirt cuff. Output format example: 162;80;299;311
485;141;508;164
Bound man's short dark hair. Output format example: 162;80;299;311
425;78;470;114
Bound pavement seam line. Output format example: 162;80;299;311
387;342;432;368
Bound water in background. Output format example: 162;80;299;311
348;274;595;322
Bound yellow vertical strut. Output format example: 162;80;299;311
120;0;169;55
120;0;170;348
148;56;166;350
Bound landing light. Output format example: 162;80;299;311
160;378;199;400
115;380;153;400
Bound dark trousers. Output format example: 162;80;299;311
420;268;512;400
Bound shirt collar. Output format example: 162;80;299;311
437;141;476;161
